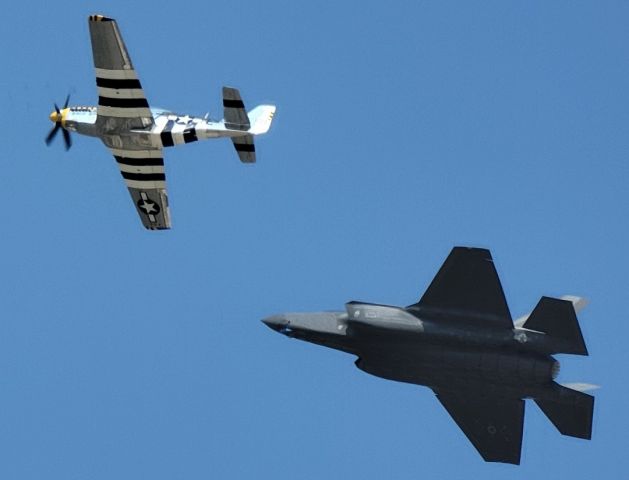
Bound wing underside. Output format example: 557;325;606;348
89;15;169;229
409;247;513;328
110;147;171;230
88;15;153;129
435;391;524;464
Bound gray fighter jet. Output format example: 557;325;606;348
263;247;595;464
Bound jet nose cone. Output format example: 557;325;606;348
262;314;289;333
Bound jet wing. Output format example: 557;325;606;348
408;247;512;328
435;391;524;464
109;147;171;230
88;15;153;129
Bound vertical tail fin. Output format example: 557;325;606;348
232;105;275;163
514;295;588;328
523;296;588;355
247;105;276;135
535;383;594;439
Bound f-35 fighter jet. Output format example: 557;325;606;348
46;15;276;229
263;247;595;464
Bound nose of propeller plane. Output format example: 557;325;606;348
49;108;69;124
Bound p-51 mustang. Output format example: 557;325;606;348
46;14;276;230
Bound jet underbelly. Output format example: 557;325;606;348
355;346;557;388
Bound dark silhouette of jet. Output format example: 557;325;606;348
263;247;595;464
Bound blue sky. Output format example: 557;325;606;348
0;1;627;478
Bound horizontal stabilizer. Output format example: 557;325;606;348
435;391;524;464
223;86;250;131
535;383;594;439
231;134;256;163
523;296;588;355
560;382;599;392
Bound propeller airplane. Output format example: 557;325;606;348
46;14;276;230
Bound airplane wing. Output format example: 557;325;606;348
109;147;171;230
88;15;153;129
408;247;513;328
88;15;170;229
435;391;524;464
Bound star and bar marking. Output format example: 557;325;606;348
137;192;160;223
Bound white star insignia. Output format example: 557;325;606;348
139;200;157;214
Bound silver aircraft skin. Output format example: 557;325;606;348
46;15;276;230
263;247;595;465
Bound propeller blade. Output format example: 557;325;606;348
45;124;60;146
62;128;72;150
47;95;72;149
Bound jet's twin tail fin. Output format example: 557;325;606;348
535;382;594;440
523;296;588;355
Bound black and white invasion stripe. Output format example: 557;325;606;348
223;98;245;109
110;148;166;189
233;141;255;154
222;86;250;131
160;119;176;148
231;134;256;163
157;117;200;148
96;68;152;119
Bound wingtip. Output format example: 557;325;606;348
89;14;114;22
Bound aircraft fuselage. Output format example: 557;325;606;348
263;303;561;400
54;106;250;150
